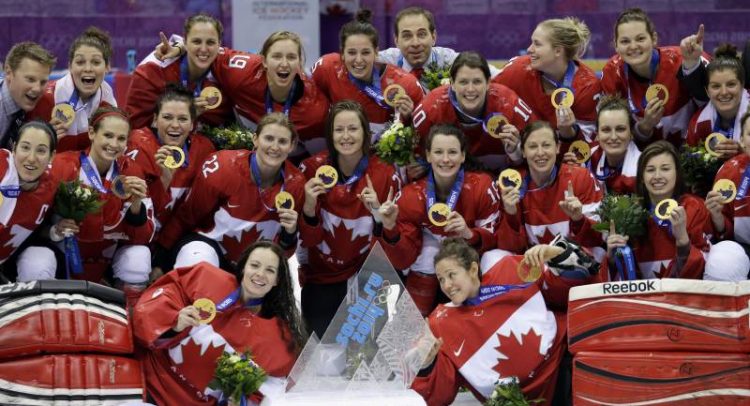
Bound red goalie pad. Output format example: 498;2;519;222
0;354;145;405
0;280;133;358
568;279;750;353
573;351;750;405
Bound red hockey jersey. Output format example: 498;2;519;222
412;84;536;172
412;254;595;405
378;171;500;272
714;154;750;245
600;47;700;146
496;165;604;255
125;127;216;232
298;153;401;284
158;150;305;264
0;149;57;263
311;53;423;135
587;141;640;195
51;150;156;281
492;55;601;143
133;262;298;406
125;53;233;130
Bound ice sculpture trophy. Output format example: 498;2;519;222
262;243;434;405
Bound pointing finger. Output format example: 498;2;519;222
696;24;704;44
610;219;616;235
566;180;575;198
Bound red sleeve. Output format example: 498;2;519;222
157;151;226;249
377;186;424;270
125;61;168;130
120;160;157;245
411;350;462;406
566;166;605;248
685;108;703;146
297;155;324;248
412;89;442;149
310;54;333;96
715;159;739;239
675;196;711;279
600;57;624;96
399;73;424;112
496;209;529;254
491;56;525;88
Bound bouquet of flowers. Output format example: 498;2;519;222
209;351;266;405
54;180;104;222
484;378;543;406
204;124;255;151
375;121;417;166
592;194;649;238
422;60;452;91
680;144;723;197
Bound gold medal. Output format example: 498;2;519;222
52;103;76;127
551;88;574;109
705;132;727;157
713;179;737;203
517;260;542;283
569;140;591;163
0;193;4;208
428;203;451;227
193;298;217;324
110;175;131;200
200;86;223;110
498;168;522;191
274;191;295;210
485;114;509;139
316;165;338;188
163;145;186;169
645;84;669;105
383;84;406;107
654;198;678;220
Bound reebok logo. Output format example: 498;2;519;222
602;280;656;295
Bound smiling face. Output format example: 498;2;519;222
615;21;656;70
451;66;488;117
88;116;129;167
241;247;279;300
707;69;743;119
185;21;221;76
331;110;364;159
252;123;295;172
395;14;436;68
436;257;480;305
642;152;677;203
69;45;108;100
426;133;465;181
523;127;559;180
527;26;560;72
14;127;53;184
596;109;632;158
263;38;301;89
4;58;50;112
153;100;193;147
342;34;377;82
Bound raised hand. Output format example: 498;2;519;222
444;211;472;240
680;24;705;69
358;174;383;221
605;219;629;256
303;176;327;217
378;186;399;230
559;180;583;221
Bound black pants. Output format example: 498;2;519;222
301;280;348;338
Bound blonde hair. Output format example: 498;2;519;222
537;17;591;60
260;31;305;67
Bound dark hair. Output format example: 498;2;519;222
155;83;197;121
425;123;486;173
596;94;635;132
707;43;745;87
520;120;558;150
339;9;379;51
449;51;490;82
184;12;224;40
433;238;481;282
635;140;685;209
15;119;57;153
234;241;307;351
325;100;371;165
260;31;305;66
256;112;299;143
4;41;56;72
394;6;436;36
89;106;130;133
68;26;112;65
614;8;657;43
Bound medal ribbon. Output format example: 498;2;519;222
79;152;117;194
712;112;735;140
0;185;21;198
736;164;750;199
152;131;190;169
425;168;464;213
624;49;660;114
448;89;500;135
216;288;264;311
265;79;297;116
65;88;87;113
348;67;388;109
337;155;369;187
594;157;622;181
64;234;84;278
464;283;531;306
650;202;673;237
180;56;209;97
542;60;576;93
250;152;285;212
613;246;637;281
519;165;558;200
